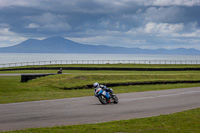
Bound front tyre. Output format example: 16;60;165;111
113;95;118;104
98;95;107;104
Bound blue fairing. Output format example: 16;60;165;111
105;92;110;98
98;90;110;99
99;89;103;95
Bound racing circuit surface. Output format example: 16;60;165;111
0;87;200;131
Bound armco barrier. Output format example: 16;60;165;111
21;73;56;82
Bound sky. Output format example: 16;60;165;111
0;0;200;49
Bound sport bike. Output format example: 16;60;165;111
94;87;118;104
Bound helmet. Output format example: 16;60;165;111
93;82;99;88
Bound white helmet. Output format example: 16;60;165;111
93;82;99;88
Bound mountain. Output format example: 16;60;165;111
0;36;200;55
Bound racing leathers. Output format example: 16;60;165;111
99;85;114;97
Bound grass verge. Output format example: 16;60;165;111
3;108;200;133
1;63;200;103
0;74;200;103
1;69;200;103
24;72;200;89
1;70;200;74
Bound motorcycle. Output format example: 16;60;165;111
94;87;118;104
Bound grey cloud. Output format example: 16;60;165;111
25;12;71;31
0;0;200;49
137;0;200;6
143;7;184;23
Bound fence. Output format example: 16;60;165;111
0;60;200;68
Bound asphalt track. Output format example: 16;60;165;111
0;87;200;131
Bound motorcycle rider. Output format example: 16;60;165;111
57;68;62;74
93;82;114;97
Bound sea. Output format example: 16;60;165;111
0;53;200;65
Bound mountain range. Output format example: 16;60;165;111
0;36;200;55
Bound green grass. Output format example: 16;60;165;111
3;107;200;133
1;69;200;74
23;71;200;89
1;74;200;103
1;64;200;104
1;70;200;103
0;70;58;74
113;83;200;94
1;64;200;132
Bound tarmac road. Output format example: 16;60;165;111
0;87;200;131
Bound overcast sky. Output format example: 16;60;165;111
0;0;200;49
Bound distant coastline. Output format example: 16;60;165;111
0;37;200;55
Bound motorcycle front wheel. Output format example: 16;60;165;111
113;95;118;104
98;95;107;104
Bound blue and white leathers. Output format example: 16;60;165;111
94;87;110;99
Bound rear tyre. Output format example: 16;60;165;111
98;95;107;104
